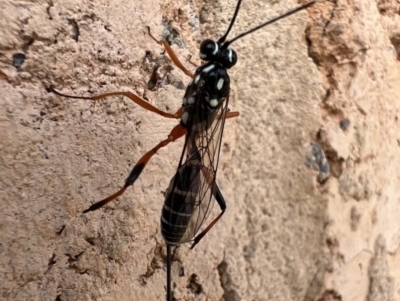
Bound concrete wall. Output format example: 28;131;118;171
1;0;399;300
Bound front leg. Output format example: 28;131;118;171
146;26;194;79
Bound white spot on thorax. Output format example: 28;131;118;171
181;112;189;124
228;49;233;62
199;52;207;59
195;75;200;84
217;78;224;90
210;99;218;107
188;96;195;104
202;64;215;74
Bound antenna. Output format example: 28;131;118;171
223;1;319;48
217;0;243;44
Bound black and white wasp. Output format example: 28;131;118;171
49;1;319;300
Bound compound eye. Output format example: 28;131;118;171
220;48;237;69
199;39;219;61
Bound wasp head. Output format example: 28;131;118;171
199;39;237;69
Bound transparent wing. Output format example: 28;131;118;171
172;94;230;244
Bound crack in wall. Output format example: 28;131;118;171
217;258;241;301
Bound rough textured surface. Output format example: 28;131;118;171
1;0;399;301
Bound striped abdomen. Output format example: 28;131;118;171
161;152;201;245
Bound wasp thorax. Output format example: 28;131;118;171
201;65;230;109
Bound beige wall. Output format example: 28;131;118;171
1;0;399;300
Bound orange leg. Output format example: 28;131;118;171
190;210;225;249
225;111;240;119
49;87;183;119
214;110;240;121
83;124;187;213
146;26;194;79
190;167;226;249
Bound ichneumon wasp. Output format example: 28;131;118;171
49;0;321;300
